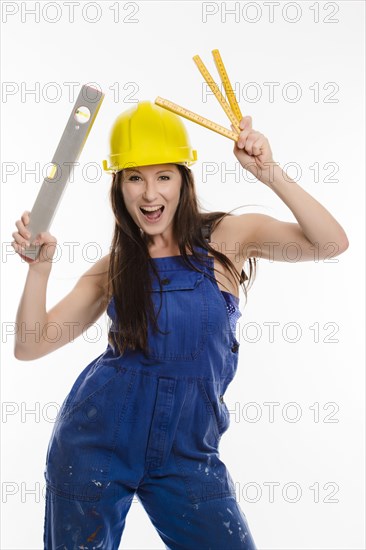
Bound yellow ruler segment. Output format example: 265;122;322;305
193;54;240;134
212;49;243;123
155;97;239;141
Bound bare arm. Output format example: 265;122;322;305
226;212;348;263
230;117;349;262
14;254;111;361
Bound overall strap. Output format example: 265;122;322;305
201;221;212;243
199;222;213;262
201;219;249;282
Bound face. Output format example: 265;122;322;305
120;163;182;241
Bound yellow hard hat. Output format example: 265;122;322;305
102;100;198;172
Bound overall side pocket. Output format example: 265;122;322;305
197;379;231;439
45;368;135;502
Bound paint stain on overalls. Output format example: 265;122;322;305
43;242;257;549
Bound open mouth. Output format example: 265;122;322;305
139;205;165;222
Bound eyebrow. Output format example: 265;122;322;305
124;169;175;174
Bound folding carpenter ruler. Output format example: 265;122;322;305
22;84;104;261
155;48;243;144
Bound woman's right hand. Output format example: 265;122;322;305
11;210;58;269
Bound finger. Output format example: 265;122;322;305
12;222;30;242
252;136;266;156
13;242;33;261
20;212;31;235
239;116;252;131
245;134;264;156
237;129;252;149
237;128;260;148
244;140;254;156
21;211;31;224
239;131;261;154
12;230;30;247
12;241;26;252
15;219;31;239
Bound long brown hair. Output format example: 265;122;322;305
105;164;257;356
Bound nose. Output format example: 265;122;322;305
142;178;158;202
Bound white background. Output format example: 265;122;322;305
1;1;365;549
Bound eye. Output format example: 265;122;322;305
159;175;170;180
127;175;141;181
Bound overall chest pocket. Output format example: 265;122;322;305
146;269;208;361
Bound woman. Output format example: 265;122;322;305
13;101;348;549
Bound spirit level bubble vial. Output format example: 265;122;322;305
21;84;104;261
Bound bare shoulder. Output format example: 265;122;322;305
215;213;259;235
210;213;260;260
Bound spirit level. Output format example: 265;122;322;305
21;84;104;261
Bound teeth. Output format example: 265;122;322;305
140;206;162;212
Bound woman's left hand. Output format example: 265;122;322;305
231;116;277;185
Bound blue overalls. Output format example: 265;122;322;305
43;242;257;550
